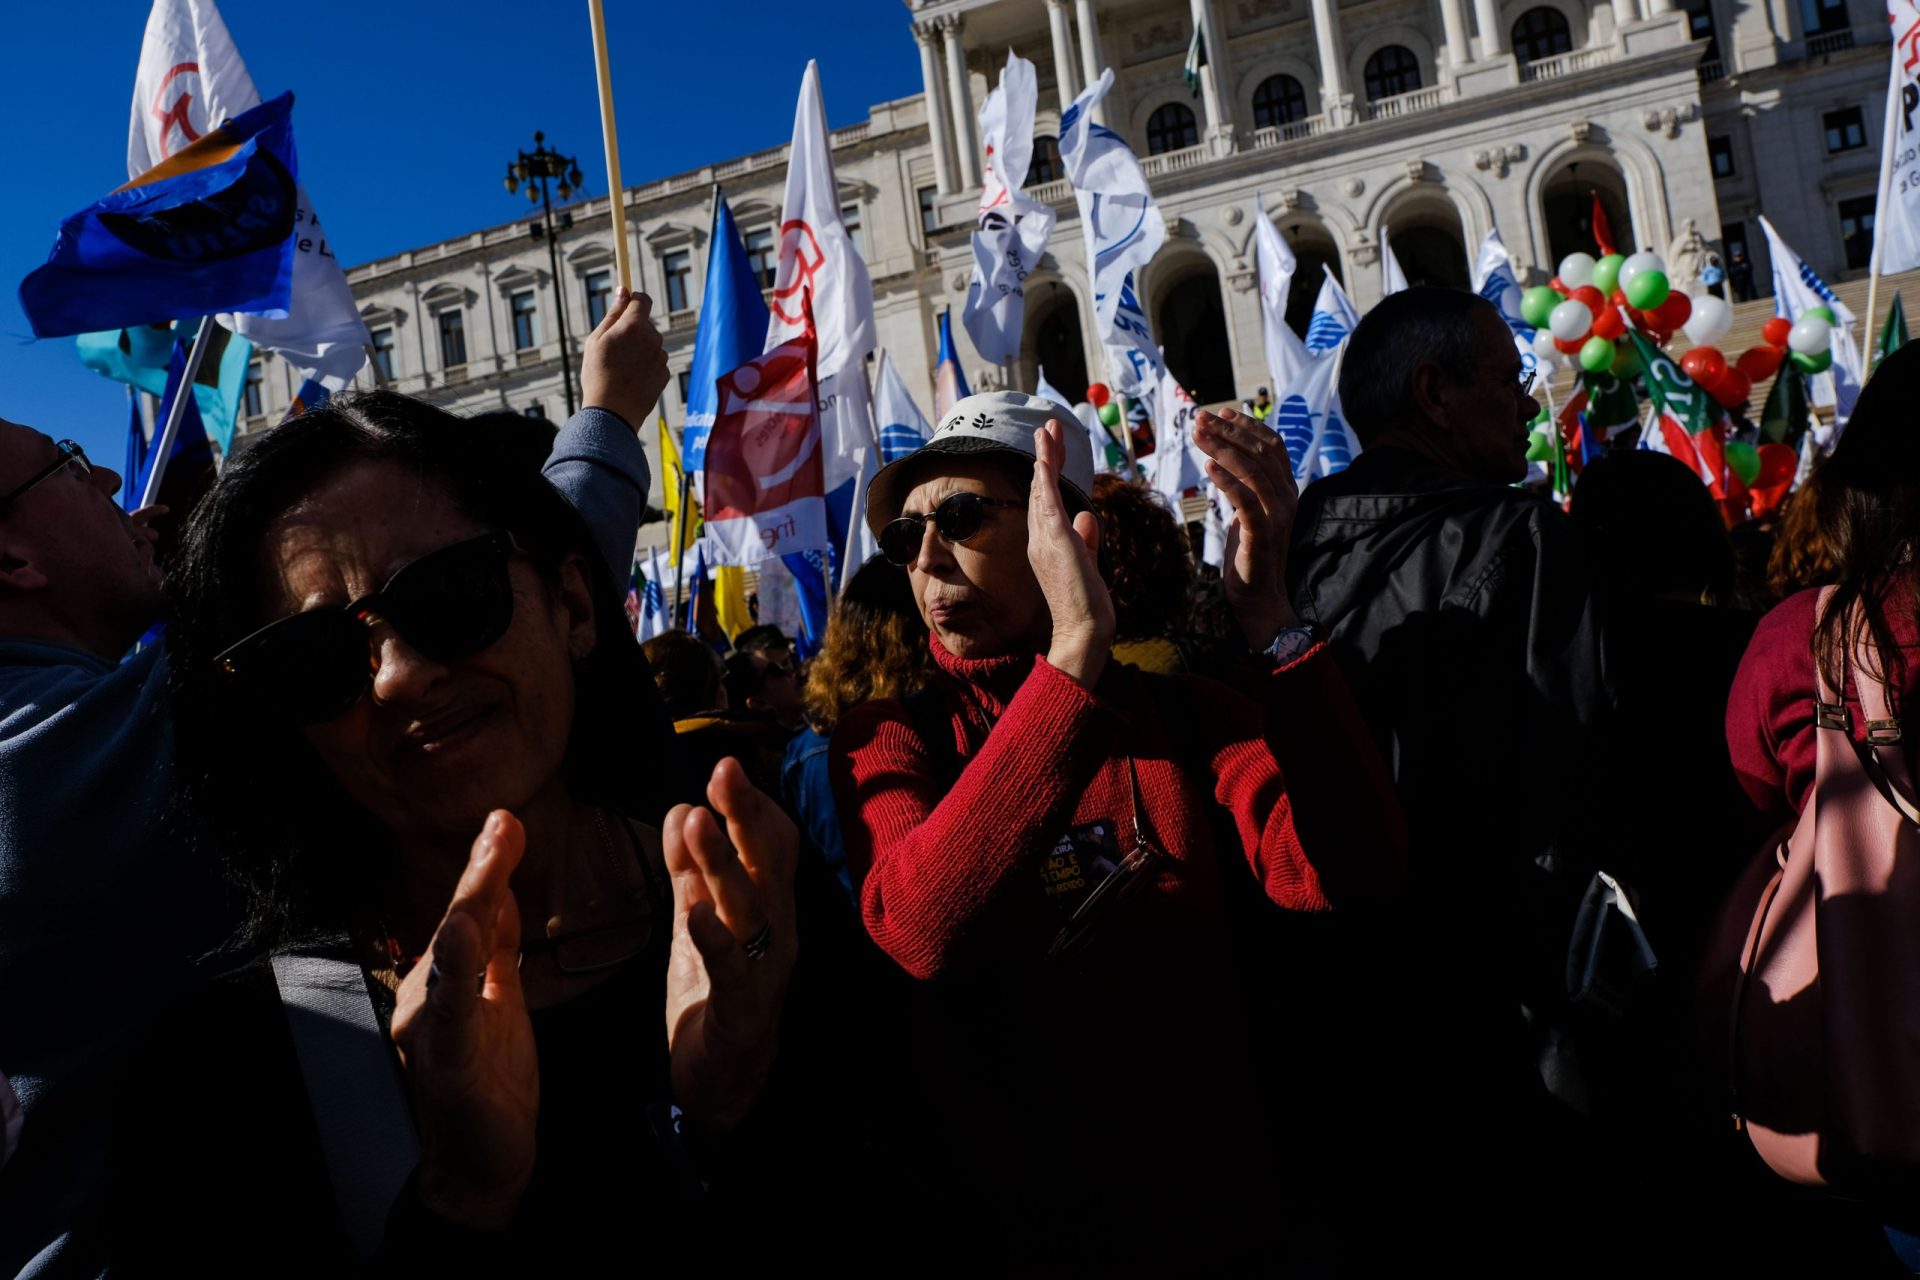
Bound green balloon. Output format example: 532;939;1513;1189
1591;254;1626;297
1806;305;1836;325
1526;427;1555;463
1623;269;1670;311
1098;400;1122;426
1611;342;1643;377
1790;348;1833;374
1578;336;1615;372
1531;402;1551;426
1521;286;1562;329
1725;440;1762;487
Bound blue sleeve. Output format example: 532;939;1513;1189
543;407;651;589
781;729;854;902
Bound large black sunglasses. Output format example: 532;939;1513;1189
213;531;522;724
0;440;91;513
879;492;1026;567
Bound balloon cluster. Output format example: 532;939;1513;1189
1521;251;1694;379
1087;381;1122;427
1674;305;1834;416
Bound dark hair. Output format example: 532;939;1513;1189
733;624;791;659
166;389;682;951
1811;342;1920;694
1569;450;1736;606
643;629;725;719
1338;287;1494;445
802;555;931;732
1091;475;1195;640
723;650;774;716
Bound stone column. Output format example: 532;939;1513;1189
1474;0;1510;56
1046;0;1081;111
1439;0;1472;66
1191;0;1234;150
1643;0;1672;14
940;14;982;189
1075;0;1108;124
1611;0;1640;30
1309;0;1355;124
914;21;958;195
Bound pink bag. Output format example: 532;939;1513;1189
1711;587;1920;1191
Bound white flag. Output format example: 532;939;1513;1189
1060;68;1166;391
1470;226;1540;379
1760;215;1865;424
1274;341;1358;484
1305;266;1361;354
963;52;1056;364
872;349;932;463
1253;198;1312;396
1381;225;1410;296
1201;481;1230;569
843;444;881;586
129;0;370;388
766;61;877;502
638;546;671;642
1875;0;1920;276
1151;375;1206;502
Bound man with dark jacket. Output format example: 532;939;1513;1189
1283;288;1624;1269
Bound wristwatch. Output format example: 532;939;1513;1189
1261;624;1317;668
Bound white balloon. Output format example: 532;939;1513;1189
1618;251;1664;288
1531;329;1561;362
1682;294;1734;346
1787;314;1833;355
1557;252;1597;288
1548;299;1594;343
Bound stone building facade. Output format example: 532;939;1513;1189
238;0;1894;519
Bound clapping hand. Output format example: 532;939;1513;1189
663;758;798;1135
1193;408;1303;648
390;811;539;1229
580;286;668;433
1028;418;1114;688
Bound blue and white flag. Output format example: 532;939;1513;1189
1252;196;1312;397
963;51;1055;365
1471;226;1539;380
934;310;972;417
638;545;671;642
1760;214;1864;428
1151;374;1206;502
1274;338;1357;483
873;348;931;463
1304;266;1360;355
684;193;771;471
1059;68;1167;393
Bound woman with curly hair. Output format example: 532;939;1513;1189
1089;473;1196;673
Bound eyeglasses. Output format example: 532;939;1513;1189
879;492;1026;567
0;440;91;513
213;531;521;724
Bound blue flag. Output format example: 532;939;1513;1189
129;343;217;514
19;93;299;339
683;193;771;471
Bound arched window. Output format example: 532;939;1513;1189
1146;102;1199;155
1252;74;1310;128
1512;7;1574;61
1363;46;1422;101
1024;135;1063;186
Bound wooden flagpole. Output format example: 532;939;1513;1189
588;0;632;294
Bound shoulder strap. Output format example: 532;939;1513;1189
270;952;420;1262
1845;606;1920;826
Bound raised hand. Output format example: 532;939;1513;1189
580;286;668;433
1193;408;1303;648
1029;418;1114;688
390;810;538;1229
663;757;798;1135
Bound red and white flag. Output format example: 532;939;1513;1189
704;318;830;565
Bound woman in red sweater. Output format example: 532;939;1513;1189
830;391;1406;1272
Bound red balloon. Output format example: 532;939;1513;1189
1755;442;1797;488
1761;316;1793;348
1554;336;1584;355
1681;346;1729;385
1590;305;1627;341
1611;288;1630;309
1737;345;1785;381
1652;293;1692;330
1571;285;1606;314
1086;382;1111;407
1713;369;1752;409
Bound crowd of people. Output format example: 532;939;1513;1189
1;281;1916;1275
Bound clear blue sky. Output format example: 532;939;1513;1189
0;0;917;478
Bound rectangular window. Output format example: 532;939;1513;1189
919;186;939;235
1802;0;1849;34
1709;135;1736;179
437;309;467;368
1840;195;1876;271
677;369;692;406
663;250;693;312
842;203;865;259
370;327;395;382
243;363;264;417
584;270;612;330
1824;106;1867;153
745;227;777;289
511;291;538;350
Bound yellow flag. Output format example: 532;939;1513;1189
714;566;753;640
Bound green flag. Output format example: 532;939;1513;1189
1626;330;1712;435
1875;293;1908;371
1183;27;1207;98
1759;363;1810;447
1580;369;1640;430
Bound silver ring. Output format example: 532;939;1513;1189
743;921;773;961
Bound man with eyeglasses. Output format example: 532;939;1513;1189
1282;286;1624;1269
0;290;667;1277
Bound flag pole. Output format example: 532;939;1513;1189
587;0;632;294
139;314;216;509
1867;47;1901;364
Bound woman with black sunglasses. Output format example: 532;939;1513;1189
104;365;833;1268
831;390;1408;1273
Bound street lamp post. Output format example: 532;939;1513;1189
504;131;586;417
